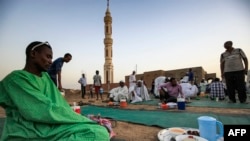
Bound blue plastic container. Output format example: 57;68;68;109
177;101;185;110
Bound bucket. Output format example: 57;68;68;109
177;98;185;110
120;99;127;108
177;102;185;110
198;116;223;141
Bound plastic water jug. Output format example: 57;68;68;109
198;116;223;141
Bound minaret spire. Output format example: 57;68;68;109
103;0;114;84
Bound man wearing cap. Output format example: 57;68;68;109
128;80;151;103
0;41;109;140
108;80;129;102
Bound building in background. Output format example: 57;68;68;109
125;66;216;88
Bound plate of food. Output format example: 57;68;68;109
175;135;208;141
158;127;186;141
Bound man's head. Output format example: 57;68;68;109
132;71;136;75
214;77;220;82
119;80;125;87
224;41;233;50
63;53;72;63
137;80;142;87
96;70;99;74
169;77;177;86
25;41;53;73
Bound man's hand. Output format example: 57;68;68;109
244;69;248;75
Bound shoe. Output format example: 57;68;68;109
228;100;236;103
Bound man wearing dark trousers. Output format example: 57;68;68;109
220;41;248;104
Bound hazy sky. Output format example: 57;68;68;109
0;0;249;89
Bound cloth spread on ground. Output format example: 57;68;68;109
0;70;109;141
131;96;250;109
81;105;250;129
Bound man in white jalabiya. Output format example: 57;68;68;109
129;71;136;88
179;77;198;101
129;80;151;103
109;80;129;102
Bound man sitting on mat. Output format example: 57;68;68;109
208;78;226;101
0;41;109;141
158;77;184;103
180;78;198;101
128;80;151;103
109;80;129;102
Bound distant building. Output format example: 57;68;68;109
125;66;216;88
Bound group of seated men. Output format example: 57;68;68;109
108;80;151;103
108;76;200;104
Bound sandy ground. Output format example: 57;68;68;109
1;89;250;141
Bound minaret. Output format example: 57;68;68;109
103;0;114;83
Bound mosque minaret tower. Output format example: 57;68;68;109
103;0;114;83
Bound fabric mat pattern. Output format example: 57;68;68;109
131;97;250;109
81;105;250;129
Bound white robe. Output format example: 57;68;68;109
129;85;151;103
180;82;198;98
129;74;136;88
130;90;143;103
109;86;129;101
154;76;166;97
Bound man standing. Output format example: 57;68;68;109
129;71;136;88
48;53;72;91
78;73;87;99
93;70;102;100
220;41;248;103
188;68;194;83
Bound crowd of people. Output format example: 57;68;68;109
0;40;248;140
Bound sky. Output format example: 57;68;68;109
0;0;250;89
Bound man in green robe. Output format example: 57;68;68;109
0;41;109;141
